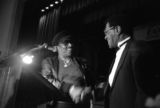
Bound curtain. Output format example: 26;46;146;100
0;54;22;108
37;7;61;44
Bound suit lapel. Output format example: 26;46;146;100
110;40;132;91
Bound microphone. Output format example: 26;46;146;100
20;43;49;56
20;43;56;59
30;43;51;52
35;43;56;52
36;43;48;49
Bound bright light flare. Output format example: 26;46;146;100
21;55;34;64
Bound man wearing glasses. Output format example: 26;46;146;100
103;14;153;108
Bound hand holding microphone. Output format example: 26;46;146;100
37;43;57;52
37;43;48;49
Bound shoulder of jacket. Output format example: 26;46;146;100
129;40;151;54
75;57;88;66
76;57;87;63
75;57;89;71
42;56;57;64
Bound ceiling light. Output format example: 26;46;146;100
55;1;59;4
60;0;64;2
45;7;49;10
50;4;54;7
41;9;45;12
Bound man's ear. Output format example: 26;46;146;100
116;25;121;34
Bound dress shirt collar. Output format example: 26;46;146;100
118;37;131;48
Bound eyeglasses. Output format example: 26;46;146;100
104;27;114;35
58;43;72;49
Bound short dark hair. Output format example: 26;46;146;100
51;31;73;46
105;14;133;36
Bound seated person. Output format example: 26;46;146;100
40;31;93;108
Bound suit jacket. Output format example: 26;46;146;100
104;39;153;108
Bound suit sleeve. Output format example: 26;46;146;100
132;44;154;95
41;59;51;78
41;58;57;83
131;43;155;107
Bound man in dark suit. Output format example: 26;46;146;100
103;14;154;108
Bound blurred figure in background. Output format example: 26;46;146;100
40;31;93;108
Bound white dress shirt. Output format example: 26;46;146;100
109;37;131;86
